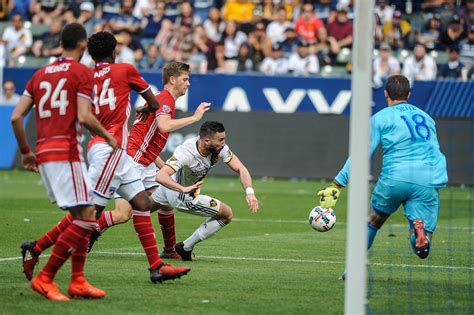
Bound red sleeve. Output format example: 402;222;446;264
76;66;94;103
127;65;151;94
155;94;175;118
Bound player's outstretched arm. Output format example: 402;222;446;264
155;165;202;193
156;102;211;133
226;155;259;213
77;97;117;150
11;95;38;172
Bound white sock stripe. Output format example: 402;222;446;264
105;211;113;226
132;210;151;217
72;220;96;231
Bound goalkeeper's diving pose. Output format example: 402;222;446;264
318;75;447;279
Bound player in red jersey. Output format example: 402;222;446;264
90;62;210;258
11;23;116;301
21;32;191;284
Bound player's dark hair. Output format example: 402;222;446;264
87;32;117;62
385;75;410;100
162;61;190;85
61;23;87;51
199;121;225;139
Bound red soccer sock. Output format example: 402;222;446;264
158;210;176;252
97;211;114;232
40;219;95;281
132;210;162;270
70;232;91;280
34;213;73;254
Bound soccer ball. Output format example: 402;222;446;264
309;206;336;232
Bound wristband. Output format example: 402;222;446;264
20;145;31;155
245;187;255;195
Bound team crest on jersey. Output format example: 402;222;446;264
210;199;217;207
162;105;171;113
109;186;117;195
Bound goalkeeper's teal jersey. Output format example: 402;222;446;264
335;103;448;188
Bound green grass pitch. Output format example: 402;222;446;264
0;170;472;314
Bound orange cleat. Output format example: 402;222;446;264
21;241;39;280
68;277;106;299
413;219;430;259
31;274;70;301
149;263;191;283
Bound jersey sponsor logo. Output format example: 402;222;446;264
44;63;71;74
94;66;111;78
162;105;171;113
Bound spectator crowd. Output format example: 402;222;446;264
0;0;473;82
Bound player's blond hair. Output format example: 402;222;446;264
162;62;190;85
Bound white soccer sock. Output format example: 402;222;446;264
183;218;226;251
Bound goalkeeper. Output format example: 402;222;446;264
318;75;447;273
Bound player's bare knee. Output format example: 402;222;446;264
216;203;233;224
71;205;96;220
130;191;151;211
114;207;132;224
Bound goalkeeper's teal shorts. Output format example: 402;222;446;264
371;177;440;232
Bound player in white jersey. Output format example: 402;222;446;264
150;121;259;260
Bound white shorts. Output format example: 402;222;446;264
114;160;159;199
151;185;221;217
134;161;160;190
39;161;94;209
88;143;145;206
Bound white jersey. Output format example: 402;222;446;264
165;137;233;187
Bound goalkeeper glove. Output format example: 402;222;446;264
317;182;342;209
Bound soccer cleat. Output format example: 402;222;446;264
174;242;194;261
160;249;181;260
338;273;346;281
68;277;106;299
87;230;101;253
31;274;70;301
149;263;191;284
413;219;429;259
21;241;39;280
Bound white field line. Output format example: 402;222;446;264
1;250;472;271
8;213;473;231
91;251;474;271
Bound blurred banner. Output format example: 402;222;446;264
3;67;473;118
5;111;473;185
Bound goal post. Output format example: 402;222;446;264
344;1;375;314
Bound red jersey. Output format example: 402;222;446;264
295;17;324;43
24;57;94;165
127;89;176;166
89;63;150;149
